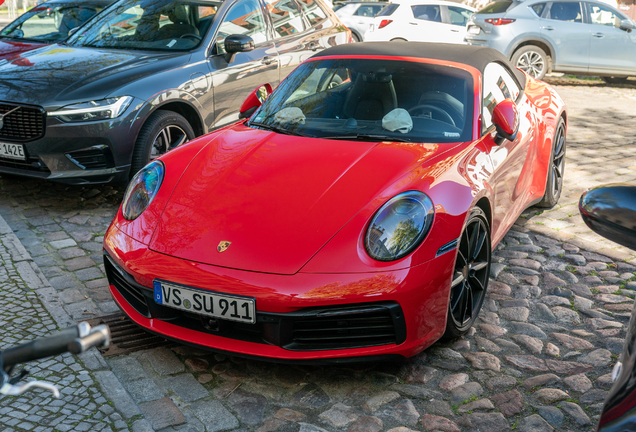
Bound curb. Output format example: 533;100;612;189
0;213;150;430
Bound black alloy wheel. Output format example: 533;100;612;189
536;117;566;208
443;207;491;339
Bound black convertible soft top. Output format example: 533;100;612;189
314;42;526;89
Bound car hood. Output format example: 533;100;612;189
149;124;444;275
0;44;190;107
0;39;47;61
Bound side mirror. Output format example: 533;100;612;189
239;83;272;119
492;99;519;143
68;27;79;36
579;183;636;251
620;19;636;31
224;34;255;64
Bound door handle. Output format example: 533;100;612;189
593;32;605;38
541;26;555;30
409;21;418;25
262;56;277;65
451;29;460;32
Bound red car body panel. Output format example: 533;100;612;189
105;50;567;360
0;40;45;63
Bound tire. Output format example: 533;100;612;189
351;32;361;42
536;117;566;208
601;76;629;84
130;110;195;178
512;45;548;80
442;207;491;340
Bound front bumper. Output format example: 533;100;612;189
0;99;143;184
104;222;457;361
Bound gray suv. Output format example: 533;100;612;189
465;0;636;81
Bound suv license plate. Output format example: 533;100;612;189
153;280;256;324
468;25;481;35
0;142;25;160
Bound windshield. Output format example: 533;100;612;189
477;1;513;14
250;58;473;143
66;0;220;51
0;2;105;42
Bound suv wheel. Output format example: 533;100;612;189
130;110;195;177
512;45;548;80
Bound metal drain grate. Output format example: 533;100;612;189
84;313;175;357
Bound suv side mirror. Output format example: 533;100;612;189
620;19;636;32
579;183;636;251
492;99;519;143
224;34;255;64
239;83;272;119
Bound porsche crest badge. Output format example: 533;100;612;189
217;241;231;253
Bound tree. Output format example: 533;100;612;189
388;218;419;256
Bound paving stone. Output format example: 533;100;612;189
457;398;494;413
517;414;554;432
50;239;77;249
541;295;571;307
580;389;610;405
560;401;592;425
551;306;582;324
457;413;509;432
93;371;141;419
145;347;185;375
505;355;548;372
545;359;594;375
463;352;500;371
451;382;484;405
164;374;209;402
550;333;594;350
510;322;547;339
605;337;625;354
499;307;530;322
319;403;358;427
138;397;186;430
534;388;569;404
392;399;420;426
545;343;560;357
579;348;612;367
123;378;165;403
420;414;460;432
491;389;524;416
185;358;209;372
563;374;593;393
274;408;306;422
511;335;543;355
190;400;238;432
485;375;517;392
404;364;437;384
474;336;501;353
363;391;399;412
347;416;382;432
439;373;469;391
537;406;564;426
424;399;454;417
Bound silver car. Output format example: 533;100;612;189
465;0;636;81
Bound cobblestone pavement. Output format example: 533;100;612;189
0;81;635;432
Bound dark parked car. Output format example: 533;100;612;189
579;184;636;430
0;0;112;61
0;0;350;184
465;0;636;81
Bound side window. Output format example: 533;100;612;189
548;1;583;22
297;0;328;27
215;0;268;54
482;62;521;130
355;5;381;17
530;2;546;17
264;0;307;37
588;3;623;27
411;4;441;22
448;6;474;26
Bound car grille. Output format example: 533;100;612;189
104;252;407;352
0;103;46;142
0;155;50;173
65;146;115;170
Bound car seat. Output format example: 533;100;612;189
342;73;398;120
416;91;465;126
156;5;199;40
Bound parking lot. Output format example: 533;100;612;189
1;78;636;432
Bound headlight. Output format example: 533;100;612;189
365;191;435;261
122;161;164;221
48;96;133;122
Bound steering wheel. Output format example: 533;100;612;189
180;33;202;41
408;104;455;127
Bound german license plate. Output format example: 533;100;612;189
467;25;481;35
153;280;256;324
0;142;25;160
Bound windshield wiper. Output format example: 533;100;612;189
248;121;311;138
321;134;412;143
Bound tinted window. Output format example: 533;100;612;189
354;4;383;16
215;0;267;53
477;1;513;14
297;0;328;26
411;5;441;22
588;3;623;27
1;2;104;42
251;58;474;143
264;0;307;37
530;2;546;16
448;6;473;26
378;3;400;16
482;62;520;130
67;0;219;51
549;1;582;22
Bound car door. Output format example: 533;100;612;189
541;1;590;72
443;5;474;44
408;4;449;42
586;1;636;74
207;0;280;128
479;62;534;240
349;4;385;40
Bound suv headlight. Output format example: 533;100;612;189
122;161;164;221
49;96;133;122
364;191;435;261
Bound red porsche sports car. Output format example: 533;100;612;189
104;42;567;362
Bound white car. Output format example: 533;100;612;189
335;1;387;41
365;0;475;44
